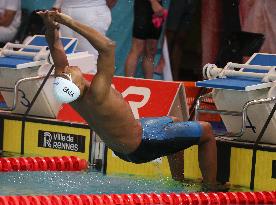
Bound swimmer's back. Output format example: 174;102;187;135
71;86;142;154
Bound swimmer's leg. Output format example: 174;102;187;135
167;150;184;181
197;121;217;186
167;117;217;185
167;116;184;182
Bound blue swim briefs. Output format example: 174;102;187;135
114;116;203;164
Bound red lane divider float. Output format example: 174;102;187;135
0;191;275;205
0;156;88;172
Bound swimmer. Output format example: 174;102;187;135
38;10;221;190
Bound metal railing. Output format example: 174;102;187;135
0;74;54;112
195;91;276;137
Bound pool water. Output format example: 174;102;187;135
0;170;249;196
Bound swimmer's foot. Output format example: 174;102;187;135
201;182;231;192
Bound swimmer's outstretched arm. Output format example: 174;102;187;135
37;11;69;76
52;11;116;103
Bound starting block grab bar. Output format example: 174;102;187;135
195;93;276;137
1;43;50;61
0;74;54;112
203;63;276;82
226;62;273;70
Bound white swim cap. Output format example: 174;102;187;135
53;76;80;103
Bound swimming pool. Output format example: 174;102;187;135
1;167;275;205
0;159;251;197
0;153;253;201
0;170;192;196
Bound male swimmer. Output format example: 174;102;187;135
38;11;220;189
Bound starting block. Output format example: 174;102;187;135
196;53;276;144
0;35;96;118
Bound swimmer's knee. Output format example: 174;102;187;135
198;121;215;143
169;116;181;122
199;121;213;133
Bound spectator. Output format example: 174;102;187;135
202;0;265;68
0;0;21;44
239;0;276;54
52;0;117;66
22;10;46;44
166;0;201;81
125;0;166;79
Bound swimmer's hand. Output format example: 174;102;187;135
37;10;73;27
36;10;60;30
48;10;73;26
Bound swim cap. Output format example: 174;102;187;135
53;76;80;103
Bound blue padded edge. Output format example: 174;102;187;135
24;36;74;54
0;56;33;68
196;77;262;90
28;36;71;48
65;40;77;54
249;53;276;66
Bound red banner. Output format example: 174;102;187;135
57;75;181;123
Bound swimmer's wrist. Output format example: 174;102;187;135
58;13;74;26
63;17;73;25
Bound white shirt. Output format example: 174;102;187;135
0;0;21;30
53;0;106;8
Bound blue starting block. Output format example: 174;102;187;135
195;53;276;144
0;35;78;69
0;35;95;118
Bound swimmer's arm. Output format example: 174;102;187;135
38;11;69;75
45;27;69;75
54;12;115;57
54;12;116;102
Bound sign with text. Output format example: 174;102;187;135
37;130;86;153
57;75;182;122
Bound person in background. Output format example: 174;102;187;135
166;0;201;81
124;0;167;79
0;0;21;44
22;10;46;44
52;0;117;71
239;0;276;55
